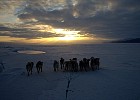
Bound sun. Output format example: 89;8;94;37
28;24;97;44
53;29;83;41
34;25;84;41
58;36;75;41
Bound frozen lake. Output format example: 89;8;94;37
17;50;46;54
0;43;140;70
0;43;140;100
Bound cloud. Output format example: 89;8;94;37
0;0;24;13
0;0;140;40
0;24;65;39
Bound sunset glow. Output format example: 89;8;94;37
0;0;138;45
0;23;109;44
29;24;91;42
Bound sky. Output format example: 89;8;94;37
0;0;140;45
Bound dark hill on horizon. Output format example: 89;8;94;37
110;38;140;43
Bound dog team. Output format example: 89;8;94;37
26;57;100;76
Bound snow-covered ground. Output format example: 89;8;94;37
0;43;140;100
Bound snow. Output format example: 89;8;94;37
0;43;140;100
